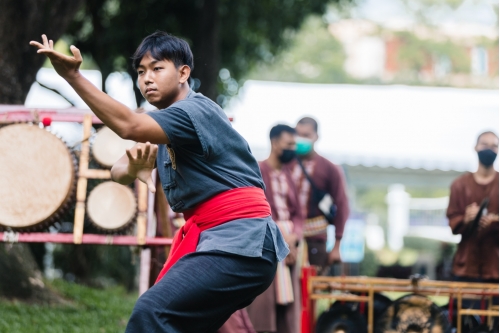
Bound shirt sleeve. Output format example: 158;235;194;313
146;107;204;156
328;163;350;239
286;171;305;240
447;179;467;235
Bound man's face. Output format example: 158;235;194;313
476;133;499;154
137;52;190;109
295;123;318;143
272;132;296;156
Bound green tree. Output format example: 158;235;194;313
247;16;349;84
65;0;336;106
0;0;84;104
2;0;346;299
0;0;84;301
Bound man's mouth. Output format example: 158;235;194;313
145;88;157;95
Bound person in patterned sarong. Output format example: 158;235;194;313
246;124;305;333
286;117;350;274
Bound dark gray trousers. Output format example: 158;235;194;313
125;227;277;333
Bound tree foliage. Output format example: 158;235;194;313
247;16;349;84
0;0;84;301
65;0;335;105
0;0;84;104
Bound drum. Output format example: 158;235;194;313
316;303;368;333
0;124;76;230
91;126;135;168
86;181;137;231
376;294;452;333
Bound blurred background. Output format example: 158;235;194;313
0;0;498;331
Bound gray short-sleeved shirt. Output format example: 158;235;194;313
147;90;288;261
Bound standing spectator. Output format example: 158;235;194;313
287;117;350;273
447;131;499;283
247;124;305;333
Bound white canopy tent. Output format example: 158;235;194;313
25;70;499;172
228;80;499;172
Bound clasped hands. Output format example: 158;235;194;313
464;203;498;230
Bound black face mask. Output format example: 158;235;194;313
279;149;296;164
478;149;497;167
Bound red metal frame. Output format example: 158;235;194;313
0;232;172;246
0;105;172;247
0;105;103;124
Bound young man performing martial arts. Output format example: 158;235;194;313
30;31;289;333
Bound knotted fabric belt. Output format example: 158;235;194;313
303;215;328;237
155;187;271;283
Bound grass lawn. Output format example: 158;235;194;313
0;279;137;333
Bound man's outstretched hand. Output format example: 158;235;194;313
30;34;82;82
126;142;158;193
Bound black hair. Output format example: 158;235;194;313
132;31;194;71
477;131;499;145
270;124;295;140
297;116;318;133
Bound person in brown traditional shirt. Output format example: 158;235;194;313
247;124;305;333
286;117;350;273
447;131;499;283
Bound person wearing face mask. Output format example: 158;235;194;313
447;131;499;284
246;124;305;333
286;117;350;274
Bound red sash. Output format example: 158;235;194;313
155;187;271;283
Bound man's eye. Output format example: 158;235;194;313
154;67;161;71
138;71;144;75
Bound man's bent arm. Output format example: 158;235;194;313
67;74;168;144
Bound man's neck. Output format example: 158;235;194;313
267;154;282;171
156;83;190;109
474;163;497;184
173;83;190;103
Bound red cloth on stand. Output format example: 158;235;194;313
155;187;271;283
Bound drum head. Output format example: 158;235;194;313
86;181;136;231
376;294;452;333
0;124;76;229
92;126;135;168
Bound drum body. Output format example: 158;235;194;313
0;124;76;230
376;294;452;333
316;303;368;333
86;181;137;231
92;126;135;168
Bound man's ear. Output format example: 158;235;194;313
270;138;279;151
312;133;319;143
179;65;191;84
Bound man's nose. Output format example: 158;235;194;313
144;70;154;84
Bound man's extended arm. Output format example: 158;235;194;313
30;35;168;144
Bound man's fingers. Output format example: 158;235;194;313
148;145;158;163
126;149;135;160
136;146;143;160
42;34;50;48
143;142;151;158
70;45;83;62
29;41;45;49
49;39;54;49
